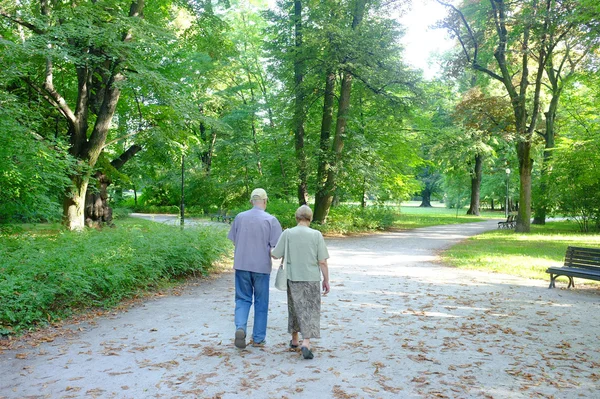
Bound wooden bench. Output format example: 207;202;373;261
210;210;226;222
497;215;515;229
546;246;600;288
222;213;236;224
209;210;235;224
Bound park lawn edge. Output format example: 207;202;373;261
440;224;600;287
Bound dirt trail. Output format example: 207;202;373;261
1;220;599;398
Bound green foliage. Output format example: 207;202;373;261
0;218;231;335
551;137;600;232
549;78;600;232
312;205;400;235
0;92;76;223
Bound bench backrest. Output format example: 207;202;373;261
564;246;600;270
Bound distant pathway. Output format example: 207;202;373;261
1;220;599;398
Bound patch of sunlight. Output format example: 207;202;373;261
476;255;556;267
406;310;462;318
550;303;574;308
509;234;600;244
368;290;411;297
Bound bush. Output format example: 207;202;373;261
222;201;399;234
0;218;231;336
315;205;400;234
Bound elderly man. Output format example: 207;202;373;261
227;188;282;348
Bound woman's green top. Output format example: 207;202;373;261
271;225;329;282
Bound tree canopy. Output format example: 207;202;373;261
1;0;599;232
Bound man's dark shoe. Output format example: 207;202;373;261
234;328;246;349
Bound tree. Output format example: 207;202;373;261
532;0;600;224
313;0;367;222
450;87;514;215
436;0;590;232
0;0;164;229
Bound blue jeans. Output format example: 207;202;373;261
235;270;270;343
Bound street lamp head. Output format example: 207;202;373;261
506;168;511;175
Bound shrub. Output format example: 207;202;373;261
0;219;231;336
315;205;400;234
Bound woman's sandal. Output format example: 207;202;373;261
289;340;299;349
300;346;314;359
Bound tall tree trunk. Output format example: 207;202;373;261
516;142;533;232
466;154;482;215
293;0;308;205
312;0;366;222
313;71;336;223
315;71;353;221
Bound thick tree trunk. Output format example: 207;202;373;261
63;177;89;231
515;141;533;232
84;144;142;227
85;172;112;228
419;188;432;207
466;154;482;215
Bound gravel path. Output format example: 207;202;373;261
1;220;599;398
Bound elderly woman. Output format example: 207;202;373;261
271;205;330;359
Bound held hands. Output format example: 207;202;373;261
322;280;330;296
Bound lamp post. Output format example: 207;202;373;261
505;168;511;218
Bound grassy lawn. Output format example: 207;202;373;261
441;220;600;285
393;201;499;229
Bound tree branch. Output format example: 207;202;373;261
436;1;504;82
103;131;142;149
0;10;45;34
111;144;143;170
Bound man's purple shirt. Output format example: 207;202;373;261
227;206;282;274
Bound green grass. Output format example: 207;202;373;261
441;220;600;284
393;201;498;229
0;218;231;336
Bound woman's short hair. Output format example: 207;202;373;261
295;205;313;222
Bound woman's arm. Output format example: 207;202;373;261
319;259;330;295
271;231;286;259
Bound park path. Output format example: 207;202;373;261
1;220;600;398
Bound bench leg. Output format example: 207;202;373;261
567;276;574;289
549;274;556;289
